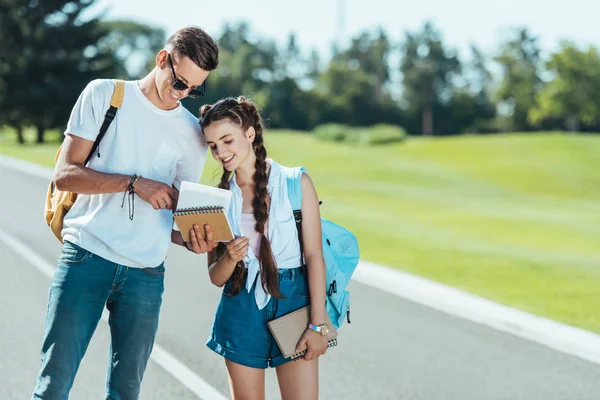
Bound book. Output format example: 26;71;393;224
173;181;234;243
267;305;338;361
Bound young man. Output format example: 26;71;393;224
32;27;219;399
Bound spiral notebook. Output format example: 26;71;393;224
267;305;338;361
173;182;234;242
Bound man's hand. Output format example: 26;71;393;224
134;178;178;210
186;224;217;254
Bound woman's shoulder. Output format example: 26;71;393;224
267;159;307;176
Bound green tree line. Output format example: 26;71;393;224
2;0;600;143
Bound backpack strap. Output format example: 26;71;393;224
284;166;307;264
85;79;125;165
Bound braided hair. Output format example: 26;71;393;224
200;97;282;298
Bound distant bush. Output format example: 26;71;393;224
313;124;349;142
356;124;408;144
313;123;407;145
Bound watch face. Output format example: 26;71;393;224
321;325;329;336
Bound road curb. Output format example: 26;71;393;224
2;153;599;366
355;261;600;366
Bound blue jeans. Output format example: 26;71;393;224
32;241;165;400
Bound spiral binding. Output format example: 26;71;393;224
174;206;225;216
291;338;338;361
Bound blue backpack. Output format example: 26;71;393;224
283;166;360;329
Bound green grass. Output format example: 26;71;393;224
2;129;600;333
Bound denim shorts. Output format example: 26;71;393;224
206;266;310;369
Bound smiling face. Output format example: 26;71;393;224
154;49;210;109
203;119;256;172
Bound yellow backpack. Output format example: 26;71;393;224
45;79;125;242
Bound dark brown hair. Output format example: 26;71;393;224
200;97;282;298
166;27;219;71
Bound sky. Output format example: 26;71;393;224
90;0;595;61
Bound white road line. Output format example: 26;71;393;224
0;154;54;180
0;227;227;400
355;261;600;366
3;153;600;368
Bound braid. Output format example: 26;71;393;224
218;167;230;190
252;137;268;236
252;134;282;298
201;96;281;298
200;104;212;117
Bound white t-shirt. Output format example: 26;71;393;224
62;79;207;268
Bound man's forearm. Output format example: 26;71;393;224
54;163;131;195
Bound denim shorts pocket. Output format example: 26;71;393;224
293;276;310;298
58;242;89;264
142;264;166;276
223;279;236;296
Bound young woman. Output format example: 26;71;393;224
199;96;329;399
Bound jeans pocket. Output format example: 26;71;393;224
142;264;166;276
223;279;236;297
293;276;310;298
58;242;90;264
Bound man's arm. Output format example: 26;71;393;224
55;134;177;210
54;134;130;194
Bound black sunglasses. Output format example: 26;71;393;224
167;54;206;98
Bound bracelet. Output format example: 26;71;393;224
132;174;142;189
121;174;141;220
126;174;141;193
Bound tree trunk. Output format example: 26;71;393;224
565;115;580;132
16;126;25;144
36;125;45;144
422;106;433;136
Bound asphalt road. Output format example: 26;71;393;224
1;165;599;400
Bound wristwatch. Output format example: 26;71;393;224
308;323;329;336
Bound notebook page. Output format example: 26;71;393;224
173;181;233;231
176;181;232;212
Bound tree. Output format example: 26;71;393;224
399;22;460;135
0;0;37;143
97;20;165;79
314;61;377;126
465;44;496;132
494;28;542;131
0;0;116;143
334;28;392;99
259;77;320;130
306;49;321;82
183;22;278;117
274;33;303;81
529;42;600;131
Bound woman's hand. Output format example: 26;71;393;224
295;328;329;361
225;236;250;263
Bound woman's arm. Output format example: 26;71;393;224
299;173;328;326
207;237;250;287
294;173;329;361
